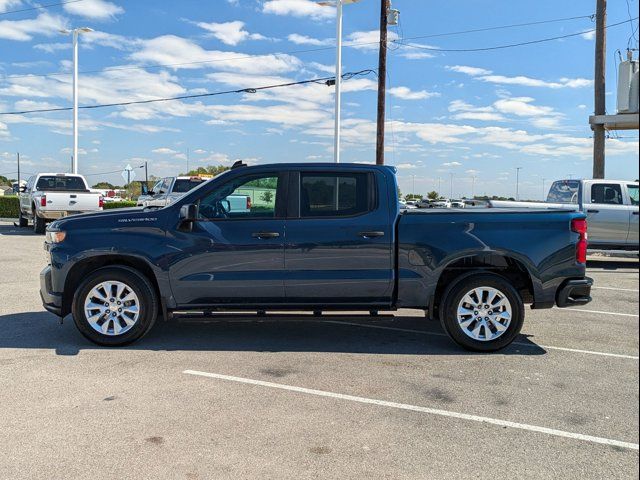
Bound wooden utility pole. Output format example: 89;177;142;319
593;0;607;179
375;0;389;165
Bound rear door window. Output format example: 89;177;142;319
300;172;372;217
627;185;639;206
591;184;624;205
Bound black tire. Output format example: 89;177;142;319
33;213;46;234
72;266;158;346
18;210;28;227
439;272;524;352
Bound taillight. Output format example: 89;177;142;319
99;196;104;208
40;195;47;207
571;218;588;264
246;197;252;210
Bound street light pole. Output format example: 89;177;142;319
450;173;454;199
515;167;523;200
333;1;345;163
60;27;92;174
319;0;361;163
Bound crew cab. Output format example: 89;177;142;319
18;173;103;234
40;163;592;352
489;179;639;251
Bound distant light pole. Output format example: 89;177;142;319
60;27;93;174
318;0;361;163
471;174;477;199
449;173;454;199
515;167;523;200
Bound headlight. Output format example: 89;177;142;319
46;231;66;243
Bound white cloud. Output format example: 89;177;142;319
33;42;70;53
263;0;334;20
346;30;399;51
447;65;592;89
0;0;21;13
442;161;462;167
152;148;179;155
388;86;439;101
130;35;301;75
196;20;266;46
0;12;67;41
581;30;596;40
63;0;124;19
287;33;330;46
446;65;492;76
395;163;418;169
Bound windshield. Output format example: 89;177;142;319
547;180;579;203
173;178;205;193
36;175;87;191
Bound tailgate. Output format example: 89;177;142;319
43;192;101;211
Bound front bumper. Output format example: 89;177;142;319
556;277;593;308
40;265;63;316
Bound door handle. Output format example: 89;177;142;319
252;232;280;239
587;209;600;213
358;231;385;239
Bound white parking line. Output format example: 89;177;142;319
321;320;639;360
184;370;639;451
559;308;638;318
592;286;639;292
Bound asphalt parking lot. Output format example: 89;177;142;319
0;220;638;480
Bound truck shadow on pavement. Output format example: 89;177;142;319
0;224;36;236
0;311;546;357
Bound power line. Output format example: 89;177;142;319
0;13;596;81
0;0;83;16
0;70;376;115
395;17;638;53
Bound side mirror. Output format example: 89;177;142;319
179;203;199;222
19;186;27;193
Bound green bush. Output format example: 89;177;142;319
0;196;20;218
103;201;138;209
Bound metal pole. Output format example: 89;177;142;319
333;0;343;163
516;167;522;200
375;0;388;165
72;30;79;174
593;0;607;179
16;152;20;190
145;161;148;184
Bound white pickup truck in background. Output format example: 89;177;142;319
18;173;103;234
489;179;639;251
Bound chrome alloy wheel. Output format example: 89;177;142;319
83;281;140;336
456;286;512;342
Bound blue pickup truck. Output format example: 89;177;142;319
40;163;592;351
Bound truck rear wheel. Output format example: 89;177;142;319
71;267;158;346
440;273;524;352
33;213;46;234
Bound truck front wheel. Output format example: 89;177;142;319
71;267;158;346
440;273;524;352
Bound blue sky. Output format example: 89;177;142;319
0;0;638;199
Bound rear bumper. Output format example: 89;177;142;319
556;277;593;308
40;265;63;316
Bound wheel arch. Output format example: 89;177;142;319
62;255;161;317
430;252;536;319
